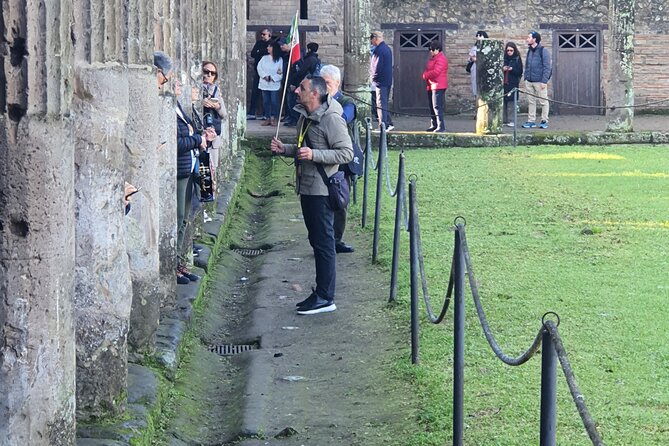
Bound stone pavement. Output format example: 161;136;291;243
247;112;667;137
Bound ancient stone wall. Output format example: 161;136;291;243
1;0;247;442
0;1;77;444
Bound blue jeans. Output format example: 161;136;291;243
375;85;393;127
286;90;299;123
261;89;280;120
427;89;445;130
300;195;336;300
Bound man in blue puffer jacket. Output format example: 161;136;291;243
522;31;552;129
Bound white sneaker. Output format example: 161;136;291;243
386;125;395;132
203;211;213;223
506;122;515;127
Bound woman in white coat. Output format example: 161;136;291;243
257;40;284;126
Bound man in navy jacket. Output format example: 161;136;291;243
369;31;394;131
522;31;552;129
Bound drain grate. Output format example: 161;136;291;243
233;248;265;257
208;344;258;356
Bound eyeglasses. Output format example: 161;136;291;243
203;69;217;76
506;49;514;52
157;70;169;85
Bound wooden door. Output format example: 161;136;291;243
394;30;443;112
552;31;602;115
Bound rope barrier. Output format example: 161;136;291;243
344;87;669;119
458;225;543;366
362;135;607;443
517;87;669;111
343;90;508;119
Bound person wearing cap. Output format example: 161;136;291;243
369;31;394;131
522;31;552;129
154;51;172;88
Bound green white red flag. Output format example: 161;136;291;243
287;12;301;65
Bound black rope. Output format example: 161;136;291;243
458;225;543;366
544;320;606;446
413;195;451;323
343;90;507;119
518;87;669;111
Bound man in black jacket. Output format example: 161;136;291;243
284;42;320;126
248;28;272;120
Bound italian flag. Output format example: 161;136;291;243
287;11;301;65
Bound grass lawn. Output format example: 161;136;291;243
363;144;669;445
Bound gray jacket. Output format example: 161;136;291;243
284;96;354;196
524;44;552;84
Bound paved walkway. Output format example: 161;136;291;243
247;113;667;137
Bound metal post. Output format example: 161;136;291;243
513;88;518;148
453;225;465;446
389;152;405;302
362;117;372;228
409;179;419;364
539;329;557;446
372;122;385;263
352;123;360;204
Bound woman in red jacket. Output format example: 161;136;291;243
422;40;449;132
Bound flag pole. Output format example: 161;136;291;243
275;11;299;139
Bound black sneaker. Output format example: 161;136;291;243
296;290;317;308
176;271;190;285
335;242;354;253
178;265;200;282
297;295;336;315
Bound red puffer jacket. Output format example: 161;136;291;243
422;51;449;91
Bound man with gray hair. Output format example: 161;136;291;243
319;64;360;254
270;77;353;315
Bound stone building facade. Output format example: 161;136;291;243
246;0;668;115
0;1;246;444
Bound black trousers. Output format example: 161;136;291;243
300;195;336;300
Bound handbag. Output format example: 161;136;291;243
466;60;474;74
316;164;350;211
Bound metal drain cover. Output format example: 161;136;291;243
208;344;258;356
233;248;265;257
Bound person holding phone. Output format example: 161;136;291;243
200;61;227;173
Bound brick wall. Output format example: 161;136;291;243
246;0;669;113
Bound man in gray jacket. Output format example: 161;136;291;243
522;31;552;129
271;76;354;315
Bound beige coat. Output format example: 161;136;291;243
283;96;353;196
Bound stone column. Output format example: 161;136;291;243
606;0;635;132
73;64;132;420
72;0;133;420
0;1;77;444
343;0;372;119
125;66;162;354
157;93;177;310
475;39;504;135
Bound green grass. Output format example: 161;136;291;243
363;145;669;445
